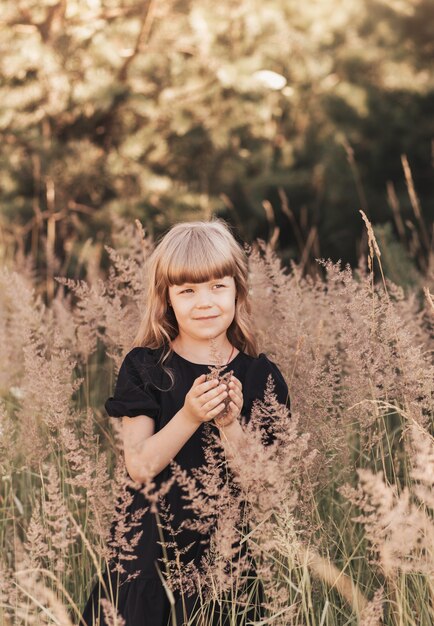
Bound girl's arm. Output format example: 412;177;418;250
124;374;227;482
217;418;246;460
123;407;200;483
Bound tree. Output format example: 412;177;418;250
0;0;432;291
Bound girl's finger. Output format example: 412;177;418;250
230;387;242;402
196;377;219;396
229;401;241;417
228;390;241;408
230;377;242;391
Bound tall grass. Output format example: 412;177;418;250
0;215;433;625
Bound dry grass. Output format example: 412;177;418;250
0;214;433;625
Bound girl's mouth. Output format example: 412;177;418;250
195;315;218;320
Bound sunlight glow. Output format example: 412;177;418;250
252;70;287;90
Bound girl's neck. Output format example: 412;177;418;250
170;336;236;365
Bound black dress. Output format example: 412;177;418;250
80;345;291;626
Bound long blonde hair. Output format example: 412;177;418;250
131;218;259;386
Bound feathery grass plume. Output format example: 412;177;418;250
141;420;257;616
101;461;148;580
24;500;51;569
167;440;248;600
101;455;185;588
0;400;15;477
50;287;79;356
54;275;129;365
99;597;126;626
0;557;17;625
54;217;154;367
344;280;434;433
24;463;78;578
340;465;434;578
247;238;293;358
401;155;431;255
248;220;433;461
15;331;83;467
227;376;378;622
59;408;117;547
408;422;434;513
248;244;361;476
359;586;384;626
359;210;382;273
11;535;75;626
155;494;205;598
355;212;432;431
226;378;313;613
104;217;153;299
0;267;48;393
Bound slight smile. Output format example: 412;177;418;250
195;315;219;320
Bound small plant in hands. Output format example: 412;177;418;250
181;338;243;430
183;372;229;427
205;337;236;427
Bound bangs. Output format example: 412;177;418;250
165;231;236;286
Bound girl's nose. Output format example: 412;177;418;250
196;295;214;306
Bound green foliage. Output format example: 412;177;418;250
0;0;433;280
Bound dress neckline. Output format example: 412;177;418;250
170;346;242;368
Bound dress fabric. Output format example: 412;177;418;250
80;344;291;626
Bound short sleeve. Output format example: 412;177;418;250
242;353;291;446
104;348;161;420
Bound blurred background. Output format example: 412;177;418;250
0;0;433;297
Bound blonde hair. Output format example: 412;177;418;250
131;217;259;387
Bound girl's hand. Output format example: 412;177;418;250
183;374;230;425
214;375;243;428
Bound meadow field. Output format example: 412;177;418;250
0;214;433;625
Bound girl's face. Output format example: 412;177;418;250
168;275;237;341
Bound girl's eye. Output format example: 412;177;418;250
180;284;225;294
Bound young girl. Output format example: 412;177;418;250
81;218;291;626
